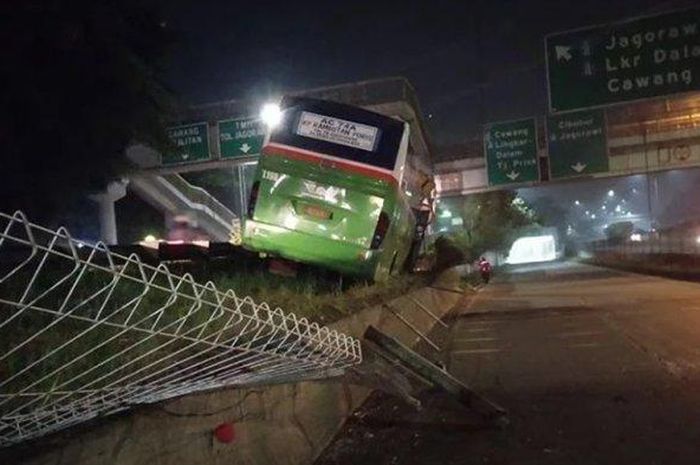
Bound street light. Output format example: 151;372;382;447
260;103;283;128
574;200;581;206
607;190;615;197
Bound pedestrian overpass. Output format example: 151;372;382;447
103;77;433;244
435;93;700;198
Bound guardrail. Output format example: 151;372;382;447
589;236;700;256
0;211;361;447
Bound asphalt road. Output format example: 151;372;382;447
316;261;700;465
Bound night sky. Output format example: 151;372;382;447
162;0;693;147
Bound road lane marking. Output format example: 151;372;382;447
452;348;502;355
569;342;601;349
558;331;604;338
453;337;498;343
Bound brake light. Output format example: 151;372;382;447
371;212;390;249
247;181;260;219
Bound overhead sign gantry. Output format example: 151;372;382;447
545;8;700;113
484;118;539;187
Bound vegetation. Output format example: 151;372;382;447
0;255;429;398
605;221;634;243
0;0;176;223
182;262;430;324
435;190;537;263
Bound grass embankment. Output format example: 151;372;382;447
191;266;430;324
0;256;431;403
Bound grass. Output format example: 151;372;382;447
192;266;431;324
0;254;432;411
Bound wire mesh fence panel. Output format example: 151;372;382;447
0;211;362;447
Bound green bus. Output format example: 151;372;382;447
242;97;432;280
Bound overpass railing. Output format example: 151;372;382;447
0;211;361;447
162;174;237;227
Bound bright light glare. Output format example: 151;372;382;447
260;103;282;128
696;235;700;244
574;200;581;206
282;212;299;230
591;214;596;219
506;235;557;265
440;209;452;218
630;233;642;242
144;234;157;242
608;190;615;197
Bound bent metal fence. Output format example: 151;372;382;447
0;211;362;447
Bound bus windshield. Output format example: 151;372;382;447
267;97;406;172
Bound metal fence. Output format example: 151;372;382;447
0;211;361;447
590;236;700;256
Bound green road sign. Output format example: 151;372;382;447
163;122;210;165
484;118;539;186
546;8;700;112
219;117;266;158
548;109;608;179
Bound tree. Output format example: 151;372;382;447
0;0;177;223
605;221;634;243
441;191;536;262
528;196;568;236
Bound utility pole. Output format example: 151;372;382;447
642;124;655;232
473;1;486;131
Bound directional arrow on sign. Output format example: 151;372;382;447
240;143;251;154
506;171;520;181
571;162;587;173
555;45;572;62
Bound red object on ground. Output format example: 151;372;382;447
214;422;235;444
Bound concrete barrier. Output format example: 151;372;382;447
2;269;465;465
585;252;700;281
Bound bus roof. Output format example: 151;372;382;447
266;97;407;173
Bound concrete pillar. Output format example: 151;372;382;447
89;180;128;245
